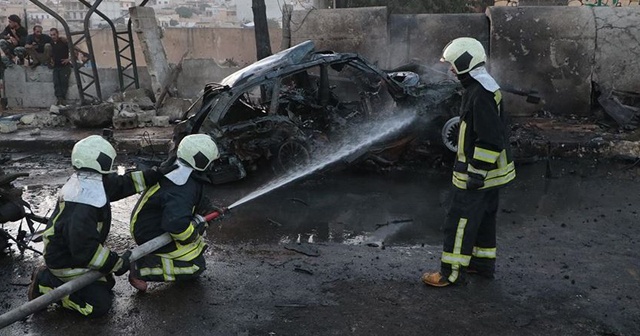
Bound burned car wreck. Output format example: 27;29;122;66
169;40;462;184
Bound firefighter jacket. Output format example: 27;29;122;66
129;172;205;262
452;72;515;190
42;169;162;281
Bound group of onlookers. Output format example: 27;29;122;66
1;14;72;105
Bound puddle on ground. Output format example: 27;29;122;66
3;159;620;256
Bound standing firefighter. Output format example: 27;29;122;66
422;37;516;287
128;134;220;292
27;135;176;317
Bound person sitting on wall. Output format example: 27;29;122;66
0;15;27;66
24;25;52;68
49;28;71;106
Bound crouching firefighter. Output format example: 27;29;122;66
128;134;221;292
27;135;177;317
422;37;516;287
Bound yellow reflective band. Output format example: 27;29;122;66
50;267;91;280
449;264;460;283
43;202;65;249
452;162;516;190
473;147;500;164
473;246;496;259
171;224;195;242
139;264;200;278
442;252;471;266
130;184;160;235
467;164;488;177
88;244;110;269
453;217;467;255
156;239;205;262
494;90;502;107
131;171;146;193
456;121;467;163
140;267;164;277
162;258;175;281
40;285;94;316
174;264;200;275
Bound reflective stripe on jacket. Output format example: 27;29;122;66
452;78;515;190
130;175;206;262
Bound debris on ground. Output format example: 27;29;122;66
284;243;320;257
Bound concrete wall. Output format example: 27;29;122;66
291;6;640;117
85;27;283;69
592;7;640;93
4;66;153;108
176;59;238;98
291;7;390;68
487;6;596;116
388;13;489;83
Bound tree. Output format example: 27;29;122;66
251;0;272;60
175;6;193;18
169;19;179;26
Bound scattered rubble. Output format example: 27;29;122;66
0;120;17;134
122;88;155;110
61;102;115;128
157;97;192;122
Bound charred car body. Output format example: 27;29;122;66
171;41;462;184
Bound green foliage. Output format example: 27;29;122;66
169;19;179;26
336;0;494;13
175;6;194;18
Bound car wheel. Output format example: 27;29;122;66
275;140;310;173
441;116;460;153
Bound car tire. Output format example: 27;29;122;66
441;116;460;153
273;140;310;173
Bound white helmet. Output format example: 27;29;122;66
177;134;220;171
440;37;486;75
71;135;117;174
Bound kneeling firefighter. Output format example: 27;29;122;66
27;135;176;317
128;134;220;292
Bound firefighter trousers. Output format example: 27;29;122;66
132;252;205;282
32;267;115;317
440;187;499;284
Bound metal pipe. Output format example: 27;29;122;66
81;0;103;101
79;0;124;91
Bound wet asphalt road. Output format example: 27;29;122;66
1;154;639;335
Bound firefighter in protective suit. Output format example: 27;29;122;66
127;134;220;292
27;135;176;317
422;37;516;287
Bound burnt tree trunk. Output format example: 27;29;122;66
252;0;272;60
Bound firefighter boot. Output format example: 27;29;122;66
128;264;148;292
27;265;47;301
421;271;451;287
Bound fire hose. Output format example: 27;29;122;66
0;210;225;329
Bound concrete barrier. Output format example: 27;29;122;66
592;7;640;94
388;13;489;83
486;6;596;117
291;7;390;67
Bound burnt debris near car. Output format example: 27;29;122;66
169;41;462;184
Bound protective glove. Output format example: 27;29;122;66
113;250;132;276
193;214;208;235
466;172;485;190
